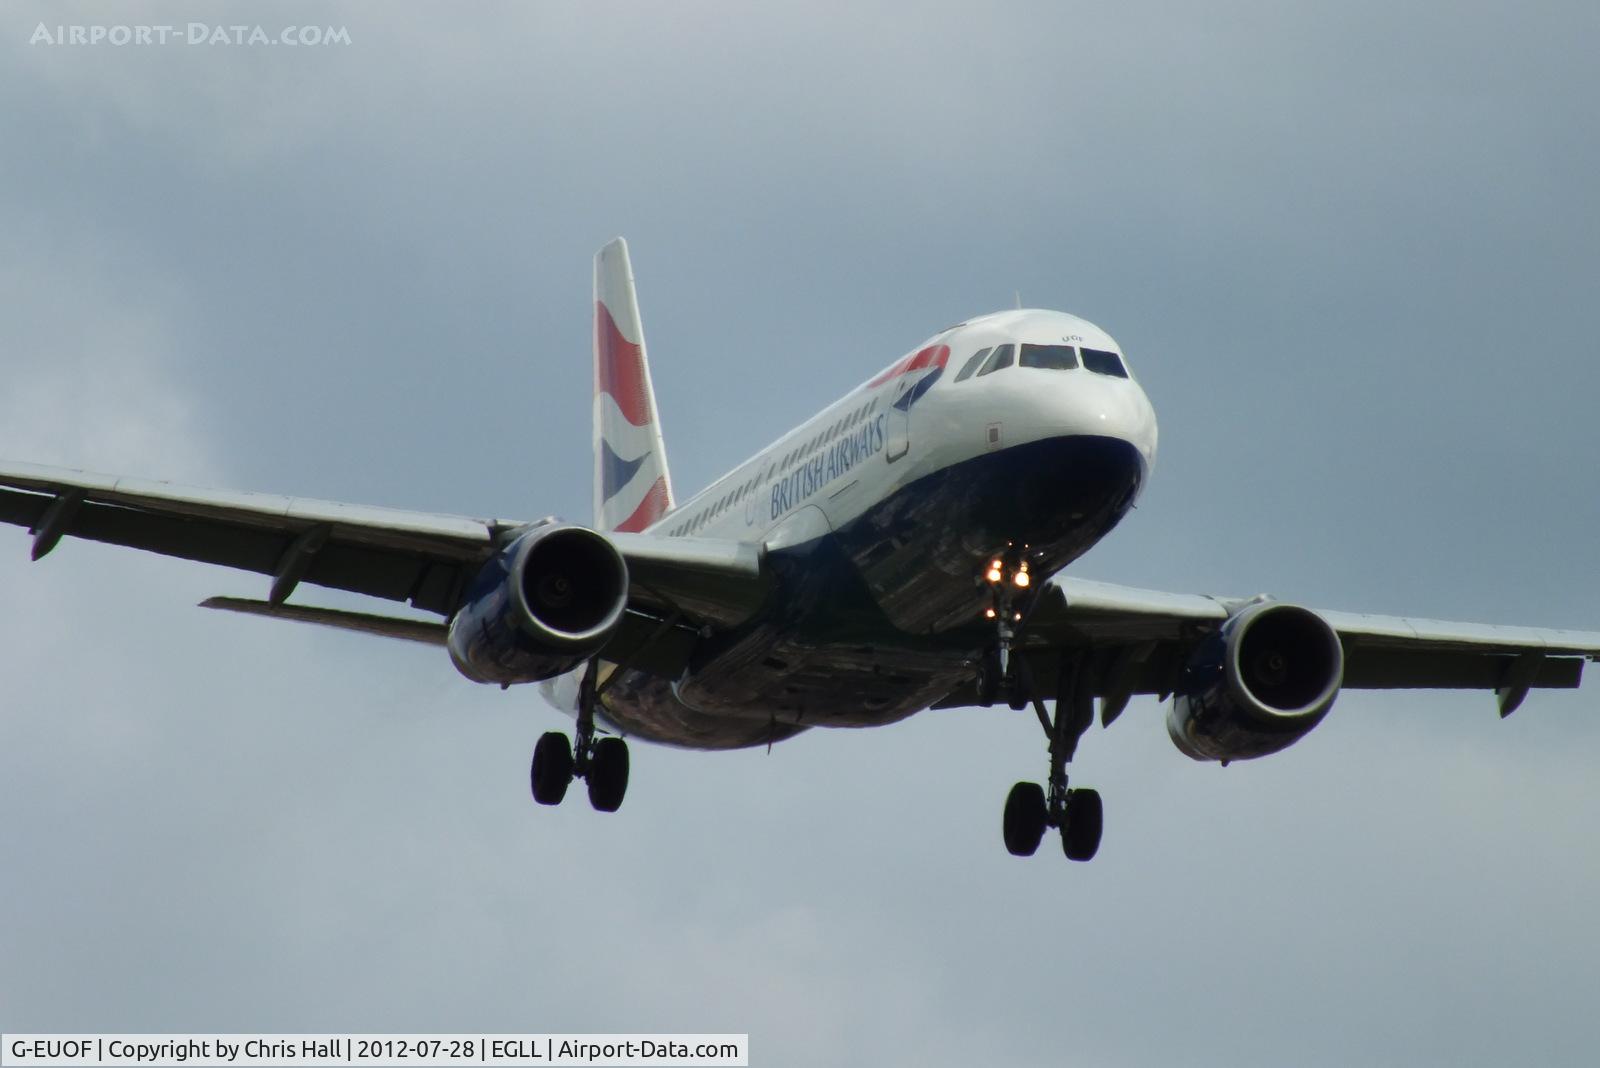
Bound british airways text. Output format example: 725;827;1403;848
770;414;887;519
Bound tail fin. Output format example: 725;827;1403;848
593;237;674;532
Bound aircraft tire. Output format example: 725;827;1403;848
1007;656;1033;712
976;650;1002;707
587;737;630;813
1062;787;1103;861
531;731;574;805
1003;781;1047;856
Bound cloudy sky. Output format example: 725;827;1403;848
3;2;1599;1064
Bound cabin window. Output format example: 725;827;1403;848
976;344;1015;376
1081;347;1129;378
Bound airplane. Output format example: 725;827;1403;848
4;236;1598;862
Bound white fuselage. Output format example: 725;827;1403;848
546;309;1159;747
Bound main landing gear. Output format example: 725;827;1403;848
1001;653;1103;861
530;663;630;812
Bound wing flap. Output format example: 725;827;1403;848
200;596;448;645
608;530;769;627
1341;647;1582;690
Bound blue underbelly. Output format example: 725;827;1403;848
595;434;1146;750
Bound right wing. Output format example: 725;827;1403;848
0;460;770;676
0;459;499;614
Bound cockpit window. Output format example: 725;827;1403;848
1019;344;1079;370
976;344;1014;377
1081;348;1128;378
954;348;991;382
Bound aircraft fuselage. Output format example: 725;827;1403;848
545;308;1159;748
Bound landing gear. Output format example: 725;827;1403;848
1002;653;1104;861
975;550;1035;709
529;662;631;813
976;648;1002;707
1006;656;1034;713
1002;781;1047;856
1061;787;1102;861
586;736;630;812
530;731;574;805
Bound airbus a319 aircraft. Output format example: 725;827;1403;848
5;238;1597;862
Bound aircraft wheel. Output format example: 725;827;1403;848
530;731;574;805
587;736;630;813
1003;781;1048;856
976;650;1002;707
1007;656;1034;712
1062;787;1103;862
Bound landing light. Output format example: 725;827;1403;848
986;567;1003;583
1013;571;1030;588
984;608;997;619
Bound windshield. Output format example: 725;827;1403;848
1081;348;1128;378
1019;344;1079;370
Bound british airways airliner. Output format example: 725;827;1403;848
4;238;1597;862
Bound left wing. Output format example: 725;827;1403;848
935;575;1600;718
0;460;769;675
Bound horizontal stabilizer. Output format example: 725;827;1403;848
200;596;446;645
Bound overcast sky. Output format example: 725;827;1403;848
3;2;1599;1065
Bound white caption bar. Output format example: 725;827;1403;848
1;1036;748;1068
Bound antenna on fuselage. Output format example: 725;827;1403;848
1013;290;1022;310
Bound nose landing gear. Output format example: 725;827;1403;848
1002;654;1103;861
975;552;1036;710
530;662;631;813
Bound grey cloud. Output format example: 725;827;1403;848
3;2;1599;1065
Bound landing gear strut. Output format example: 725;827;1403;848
1002;654;1103;861
530;661;630;812
976;551;1035;710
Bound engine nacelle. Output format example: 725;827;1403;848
447;523;629;685
1167;602;1344;763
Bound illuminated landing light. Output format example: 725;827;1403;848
986;567;1003;584
1013;571;1031;588
984;607;997;619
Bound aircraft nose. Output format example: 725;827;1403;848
1092;379;1158;469
1043;373;1157;472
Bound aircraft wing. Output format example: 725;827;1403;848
933;575;1600;717
0;460;768;673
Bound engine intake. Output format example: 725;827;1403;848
1167;602;1344;763
447;523;629;685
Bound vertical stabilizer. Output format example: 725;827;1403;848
594;238;674;532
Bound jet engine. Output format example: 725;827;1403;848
1167;602;1344;763
447;523;629;685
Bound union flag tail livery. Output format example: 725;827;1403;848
593;237;674;532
